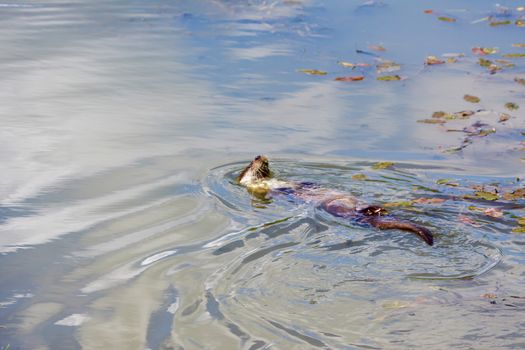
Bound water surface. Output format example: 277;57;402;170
1;0;525;349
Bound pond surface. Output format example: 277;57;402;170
1;0;525;349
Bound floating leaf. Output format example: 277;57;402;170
339;61;371;68
518;218;525;226
377;75;401;81
384;201;413;207
432;111;447;118
438;16;456;23
494;59;515;68
352;173;367;180
369;45;386;52
516;19;525;27
498;113;511;122
372;161;394;169
376;60;401;73
505;102;519;111
512;226;525;233
299;69;327;75
482;293;497;299
472;47;498;55
484;208;503;218
515;77;525;85
334;75;365;82
478;58;493;67
458;110;476;119
463;94;480;103
490;20;512;26
412;197;446;205
503;188;525;200
502;53;525;58
424;9;433;14
474;190;499;201
425;55;445;65
382;300;411;309
459;214;482;227
512;43;525;48
436;179;459;186
417;118;446;124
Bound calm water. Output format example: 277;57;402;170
1;0;525;349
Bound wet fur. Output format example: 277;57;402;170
237;155;434;246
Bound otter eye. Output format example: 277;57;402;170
255;155;261;161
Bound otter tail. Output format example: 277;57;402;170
358;207;433;246
368;216;433;246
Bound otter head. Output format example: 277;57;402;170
237;155;271;186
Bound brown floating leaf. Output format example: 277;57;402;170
490;20;512;26
432;111;447;118
494;59;515;68
299;69;327;75
463;94;480;103
484;208;503;218
503;188;525;200
438;16;456;23
412;197;446;205
515;77;525;85
518;218;525;226
334;75;365;82
502;53;525;58
482;293;497;299
499;113;511;122
368;45;386;52
454;110;475;119
512;43;525;48
377;75;402;81
505;102;519;111
459;214;483;227
516;19;525;27
472;47;498;55
424;9;433;14
425;55;445;65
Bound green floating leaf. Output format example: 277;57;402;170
438;16;456;23
436;179;459;186
299;69;327;75
474;190;499;201
377;75;402;81
502;53;525;58
505;102;519;111
512;226;525;233
352;173;367;180
372;161;394;169
478;58;493;67
463;94;480;103
490;20;512;26
384;201;413;208
418;118;446;124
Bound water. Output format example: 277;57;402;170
1;0;525;349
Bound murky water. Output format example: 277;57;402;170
1;1;525;349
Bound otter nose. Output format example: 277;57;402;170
255;155;269;162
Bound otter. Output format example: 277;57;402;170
237;155;434;246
